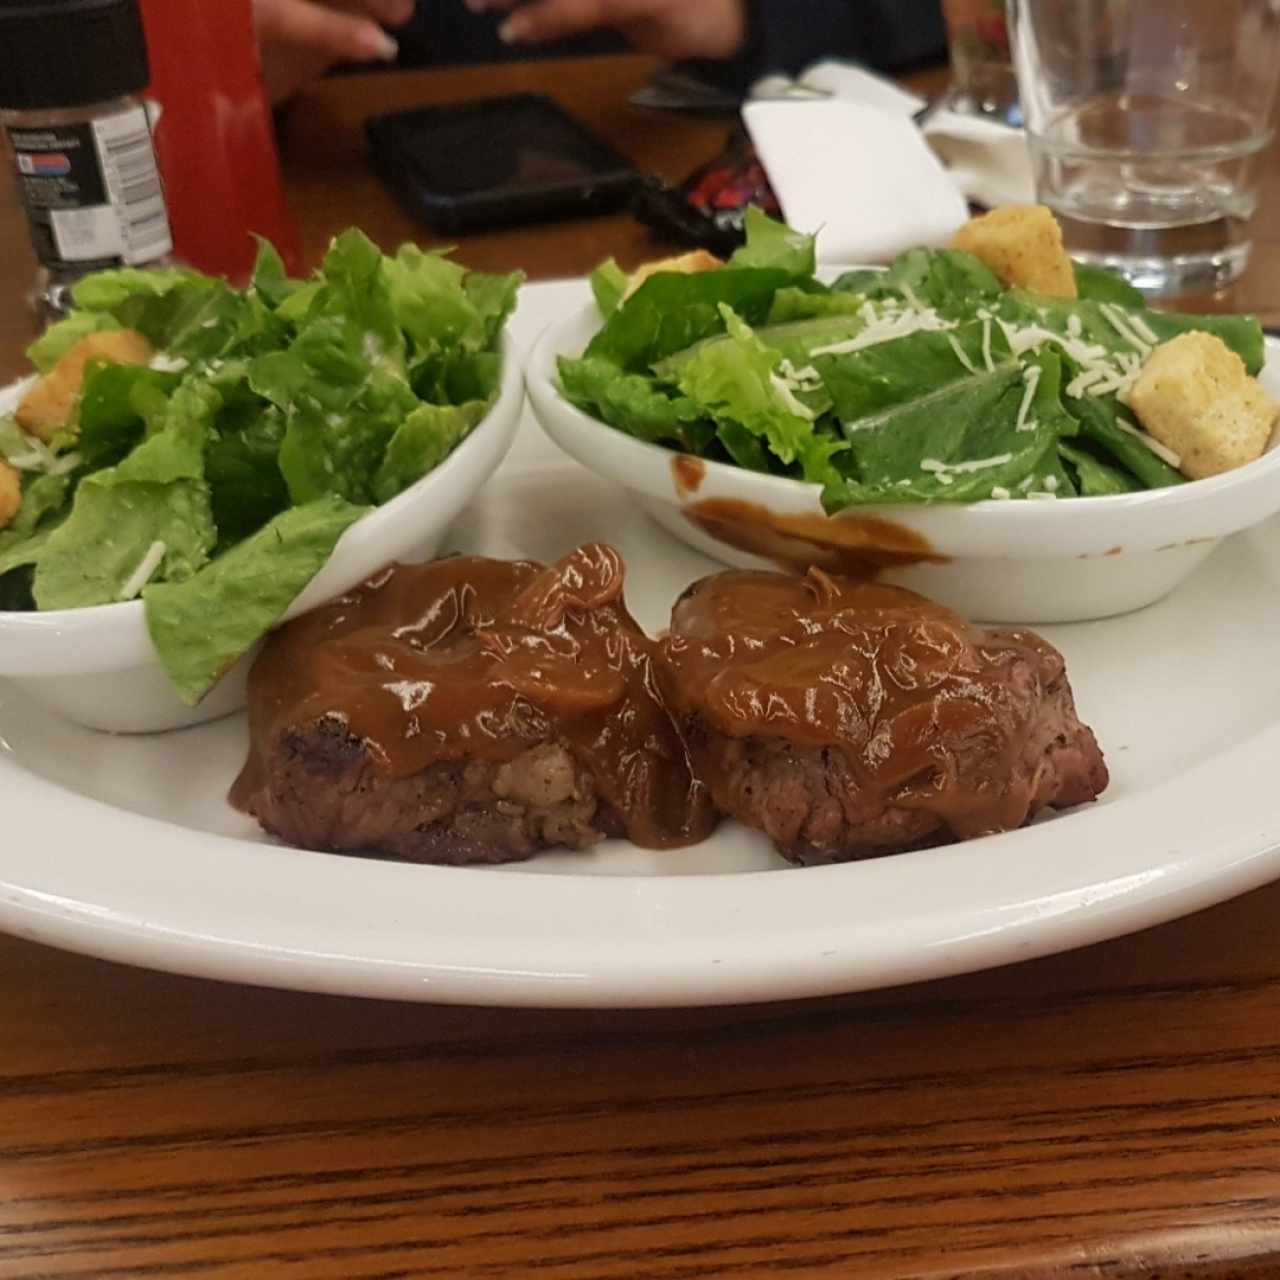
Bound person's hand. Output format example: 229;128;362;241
253;0;415;105
467;0;748;61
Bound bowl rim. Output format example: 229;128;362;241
527;297;1280;527
0;332;524;668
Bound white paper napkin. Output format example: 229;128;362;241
923;110;1037;207
744;61;1036;261
742;98;970;263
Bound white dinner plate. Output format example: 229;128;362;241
2;280;1280;1008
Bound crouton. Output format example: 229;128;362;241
16;328;153;441
951;205;1078;299
1128;331;1277;480
624;250;723;300
0;460;20;531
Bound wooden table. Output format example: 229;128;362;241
2;55;1280;1280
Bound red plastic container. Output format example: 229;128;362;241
138;0;302;281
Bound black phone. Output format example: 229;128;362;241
366;93;640;234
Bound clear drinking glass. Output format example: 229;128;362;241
1008;0;1280;296
942;0;1021;122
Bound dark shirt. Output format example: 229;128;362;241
394;0;946;90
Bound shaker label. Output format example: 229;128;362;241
5;105;172;271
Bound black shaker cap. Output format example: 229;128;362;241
0;0;151;111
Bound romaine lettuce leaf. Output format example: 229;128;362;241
249;239;304;311
559;355;710;452
820;320;1010;425
373;400;490;503
385;243;483;354
411;349;502;406
205;405;289;548
1144;310;1265;375
278;367;418;506
729;207;817;277
590;259;629;318
1067;395;1185;490
676;306;845;484
26;312;122;374
31;381;219;608
0;518;60;579
655;312;869;383
1059;441;1142;495
768;288;865;325
1072;263;1145;308
9;472;70;539
465;269;523;347
314;229;407;377
825;351;1076;507
32;478;213;609
77;362;182;469
1003;290;1265;375
845;248;1004;316
585;267;793;372
144;494;370;704
70;267;192;312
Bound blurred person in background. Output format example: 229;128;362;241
254;0;946;104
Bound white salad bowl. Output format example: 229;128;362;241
0;340;525;734
528;301;1280;625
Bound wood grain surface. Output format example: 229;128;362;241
2;54;1280;1280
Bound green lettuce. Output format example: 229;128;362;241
559;355;710;452
825;351;1077;508
32;381;219;609
729;207;817;276
585;267;793;372
144;495;369;704
677;306;845;484
1072;263;1145;308
77;362;182;469
590;259;629;318
1059;441;1142;495
374;401;490;503
26;312;122;374
840;248;1004;316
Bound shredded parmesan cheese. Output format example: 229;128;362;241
946;333;978;374
981;315;994;371
1099;303;1153;358
1066;367;1106;398
921;453;1014;476
118;541;167;602
4;451;48;472
1015;365;1042;432
991;486;1012;500
899;283;925;312
810;301;957;358
769;374;816;421
778;358;822;388
1113;415;1183;468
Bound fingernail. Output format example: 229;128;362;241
357;27;400;60
499;14;528;42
